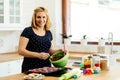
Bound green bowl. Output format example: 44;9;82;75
49;51;69;68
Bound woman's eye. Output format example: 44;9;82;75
37;16;41;18
43;16;46;18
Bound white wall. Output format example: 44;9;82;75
0;0;120;54
0;31;21;53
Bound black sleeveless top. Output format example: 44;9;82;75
20;27;53;72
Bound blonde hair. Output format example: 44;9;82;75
31;7;52;30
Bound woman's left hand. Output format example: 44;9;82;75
38;52;50;60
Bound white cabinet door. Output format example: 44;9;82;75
0;59;23;77
0;62;9;77
8;59;23;75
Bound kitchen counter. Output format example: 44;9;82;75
0;51;93;62
0;52;94;62
0;52;23;62
0;64;120;80
0;51;120;62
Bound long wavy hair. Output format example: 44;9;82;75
31;7;52;30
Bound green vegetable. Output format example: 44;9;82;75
50;52;65;61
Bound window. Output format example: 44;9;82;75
0;0;20;24
0;0;4;23
9;0;20;23
64;0;120;44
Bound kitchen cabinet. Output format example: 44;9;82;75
0;62;9;77
0;0;36;30
0;0;22;30
0;59;23;77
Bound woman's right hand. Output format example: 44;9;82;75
38;52;50;60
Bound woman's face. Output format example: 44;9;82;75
35;12;47;27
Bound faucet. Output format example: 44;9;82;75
108;32;113;54
108;32;113;44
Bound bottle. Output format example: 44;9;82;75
100;55;110;71
92;54;101;74
88;55;93;69
84;56;91;69
93;54;100;67
98;37;105;46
